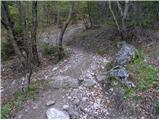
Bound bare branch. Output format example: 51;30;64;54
123;1;129;20
117;1;123;17
108;1;121;33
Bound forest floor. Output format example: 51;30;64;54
1;23;159;119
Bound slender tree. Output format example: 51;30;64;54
31;1;40;66
58;2;74;60
109;1;129;40
1;2;25;65
17;1;33;89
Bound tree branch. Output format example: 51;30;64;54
108;1;121;33
117;1;123;17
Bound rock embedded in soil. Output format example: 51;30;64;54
46;108;70;119
82;79;97;87
63;105;69;111
96;74;106;82
52;75;79;89
46;100;56;106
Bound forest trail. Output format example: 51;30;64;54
5;24;158;119
14;24;113;119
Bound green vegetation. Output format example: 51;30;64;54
119;50;158;100
128;2;158;28
97;48;107;56
105;50;158;100
81;29;92;37
41;43;59;56
128;50;158;91
0;81;46;119
1;40;14;61
105;61;116;71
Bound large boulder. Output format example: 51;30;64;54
116;41;137;65
46;108;70;119
52;75;79;89
109;66;135;88
110;66;129;79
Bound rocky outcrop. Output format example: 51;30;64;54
46;108;70;119
109;66;135;88
106;42;137;88
116;41;137;66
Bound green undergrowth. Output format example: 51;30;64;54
127;50;158;93
1;80;47;119
40;42;70;61
105;50;159;117
41;42;59;56
97;48;108;56
80;29;93;37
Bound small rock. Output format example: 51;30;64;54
97;99;101;104
141;116;145;119
45;75;48;80
17;114;23;119
107;100;110;104
82;79;97;87
109;88;113;92
63;105;69;111
93;103;99;109
46;100;56;106
33;104;38;109
96;74;106;82
73;98;80;106
46;108;70;119
82;97;87;102
68;109;79;119
68;96;71;99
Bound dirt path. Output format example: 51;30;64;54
13;24;111;118
3;24;158;119
14;48;111;119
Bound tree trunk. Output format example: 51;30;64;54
116;1;129;40
108;1;121;33
57;7;61;28
58;2;74;60
122;1;129;39
1;2;25;65
87;2;93;28
31;1;40;66
17;1;33;88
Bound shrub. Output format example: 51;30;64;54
1;40;14;61
41;42;59;56
97;48;107;56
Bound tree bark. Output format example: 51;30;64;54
58;2;74;60
31;1;40;66
116;1;129;40
17;1;33;87
122;1;129;32
1;2;25;64
57;6;61;28
108;1;121;33
117;1;123;17
87;2;93;28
